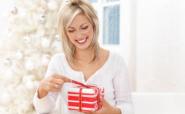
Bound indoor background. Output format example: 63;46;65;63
0;0;185;114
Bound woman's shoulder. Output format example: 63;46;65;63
108;51;128;74
109;51;125;63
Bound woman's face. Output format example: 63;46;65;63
66;14;94;50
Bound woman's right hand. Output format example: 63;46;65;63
37;74;71;99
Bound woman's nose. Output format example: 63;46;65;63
76;30;83;38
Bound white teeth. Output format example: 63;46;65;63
77;38;86;43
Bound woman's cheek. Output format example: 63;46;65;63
68;34;76;43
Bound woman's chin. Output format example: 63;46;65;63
75;41;92;50
76;44;91;50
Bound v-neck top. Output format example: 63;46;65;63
33;52;134;114
63;51;111;84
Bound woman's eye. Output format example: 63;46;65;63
68;30;75;33
81;26;88;30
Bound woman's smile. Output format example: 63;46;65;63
66;14;94;50
76;36;88;44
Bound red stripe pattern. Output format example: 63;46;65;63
67;80;104;112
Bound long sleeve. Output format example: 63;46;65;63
113;56;134;114
33;55;60;114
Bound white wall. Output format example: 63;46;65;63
110;0;137;91
136;0;185;92
129;0;185;113
133;93;185;114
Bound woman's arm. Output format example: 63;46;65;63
33;89;58;113
85;55;134;114
33;55;71;113
112;57;134;114
85;98;121;114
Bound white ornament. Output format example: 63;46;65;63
38;14;46;24
41;38;50;48
11;7;18;15
55;34;60;41
52;40;61;50
33;81;40;89
3;58;12;67
37;29;45;37
17;100;31;113
15;50;23;60
64;0;70;4
25;80;35;90
0;92;12;106
22;75;34;83
41;54;50;66
47;1;58;10
3;70;14;80
23;36;31;44
19;7;27;17
25;59;34;71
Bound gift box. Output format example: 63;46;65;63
67;80;104;112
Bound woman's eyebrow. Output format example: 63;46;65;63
67;23;89;29
80;23;88;27
67;26;75;29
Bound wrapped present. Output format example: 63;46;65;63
68;80;104;112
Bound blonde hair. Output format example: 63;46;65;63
57;0;100;64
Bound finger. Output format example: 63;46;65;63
62;76;71;82
101;98;108;106
50;87;61;92
97;99;109;112
47;82;62;91
85;112;93;114
40;79;61;93
52;74;71;82
51;78;65;85
49;84;61;92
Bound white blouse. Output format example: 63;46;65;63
33;52;134;114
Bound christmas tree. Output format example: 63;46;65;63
0;0;63;114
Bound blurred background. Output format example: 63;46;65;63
0;0;185;114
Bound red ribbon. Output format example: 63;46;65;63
70;80;103;111
71;80;91;111
71;80;90;88
79;88;82;112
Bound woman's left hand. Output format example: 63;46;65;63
85;99;121;114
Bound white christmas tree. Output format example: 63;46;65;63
0;0;63;114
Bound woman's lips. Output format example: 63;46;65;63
76;37;88;44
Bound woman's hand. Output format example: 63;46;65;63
37;74;71;98
85;99;121;114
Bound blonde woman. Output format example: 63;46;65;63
33;0;134;114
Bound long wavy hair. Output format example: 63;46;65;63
57;0;100;64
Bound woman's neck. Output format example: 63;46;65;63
74;48;97;64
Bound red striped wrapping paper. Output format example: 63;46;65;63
67;80;104;112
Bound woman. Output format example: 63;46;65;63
33;0;134;114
